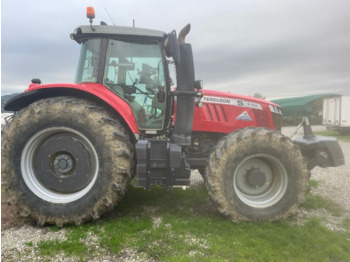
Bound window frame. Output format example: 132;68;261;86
102;37;173;134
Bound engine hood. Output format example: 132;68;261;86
192;89;283;133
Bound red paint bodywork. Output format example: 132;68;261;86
26;83;281;136
192;90;280;133
26;83;140;133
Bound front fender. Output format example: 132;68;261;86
293;135;345;170
290;117;344;170
5;83;140;136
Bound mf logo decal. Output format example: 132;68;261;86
236;111;253;121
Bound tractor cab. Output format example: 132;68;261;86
72;25;170;132
69;11;200;190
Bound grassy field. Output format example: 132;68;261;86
314;130;350;142
32;183;350;261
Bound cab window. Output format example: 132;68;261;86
75;38;101;83
104;39;166;130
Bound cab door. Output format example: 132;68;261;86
104;39;168;132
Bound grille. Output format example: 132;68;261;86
272;112;282;131
202;104;228;122
252;109;271;128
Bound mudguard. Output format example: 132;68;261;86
5;89;42;111
294;135;345;170
292;118;345;170
4;83;140;137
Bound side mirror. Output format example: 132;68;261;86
165;30;180;66
194;80;203;90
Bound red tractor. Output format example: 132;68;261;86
2;8;344;226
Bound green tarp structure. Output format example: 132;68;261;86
270;93;340;116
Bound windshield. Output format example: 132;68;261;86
75;39;101;83
104;39;166;130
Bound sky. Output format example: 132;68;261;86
1;0;350;100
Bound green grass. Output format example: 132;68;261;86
314;131;350;142
37;226;90;260
25;241;33;247
309;179;320;188
342;219;350;231
36;186;350;261
304;194;345;217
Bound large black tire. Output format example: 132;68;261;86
1;97;134;226
205;127;310;222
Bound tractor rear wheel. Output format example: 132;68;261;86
1;97;134;226
205;127;310;221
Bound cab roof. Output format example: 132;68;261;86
71;25;167;43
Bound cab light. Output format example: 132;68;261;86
87;7;95;20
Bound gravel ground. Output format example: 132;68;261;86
282;126;350;230
1;125;349;261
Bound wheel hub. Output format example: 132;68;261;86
21;127;99;204
235;158;273;196
34;133;95;193
246;168;266;188
233;155;288;208
53;154;74;175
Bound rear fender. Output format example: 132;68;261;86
4;85;140;140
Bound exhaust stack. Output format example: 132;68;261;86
171;24;195;146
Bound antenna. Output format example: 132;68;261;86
104;7;116;26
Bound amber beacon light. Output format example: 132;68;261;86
86;7;95;19
86;7;95;31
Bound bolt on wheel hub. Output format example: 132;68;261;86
53;154;74;175
20;128;99;198
246;168;267;188
233;154;288;208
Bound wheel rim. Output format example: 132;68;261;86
233;154;288;208
21;127;99;204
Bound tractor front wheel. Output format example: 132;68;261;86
1;97;134;226
206;127;310;221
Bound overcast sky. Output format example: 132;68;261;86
1;0;350;99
